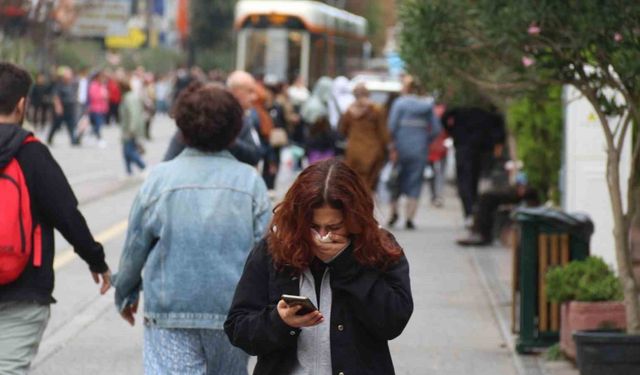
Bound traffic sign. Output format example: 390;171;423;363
105;28;147;49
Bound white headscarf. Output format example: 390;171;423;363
328;76;354;129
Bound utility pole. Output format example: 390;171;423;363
40;0;54;72
145;0;153;48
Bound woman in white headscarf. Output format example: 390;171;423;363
328;76;354;129
300;77;337;164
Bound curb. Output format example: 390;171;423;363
469;246;546;375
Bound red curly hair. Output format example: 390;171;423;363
267;159;402;272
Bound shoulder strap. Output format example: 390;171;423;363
22;135;39;145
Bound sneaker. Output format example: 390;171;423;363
405;220;416;230
431;198;444;208
464;216;474;229
387;213;399;228
456;232;490;246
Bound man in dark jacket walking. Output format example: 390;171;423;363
442;107;506;225
0;62;111;374
163;71;263;165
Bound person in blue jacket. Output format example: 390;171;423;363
114;82;271;375
387;76;441;229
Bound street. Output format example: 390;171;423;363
25;116;530;375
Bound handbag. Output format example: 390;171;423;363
381;161;400;195
135;140;145;155
269;128;289;147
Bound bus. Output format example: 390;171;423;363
234;0;368;86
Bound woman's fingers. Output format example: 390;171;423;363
120;306;135;326
278;300;324;328
292;310;324;327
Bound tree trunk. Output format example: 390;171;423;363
607;150;640;333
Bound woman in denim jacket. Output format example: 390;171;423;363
225;159;413;375
114;82;272;375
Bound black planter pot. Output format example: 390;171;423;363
573;330;640;375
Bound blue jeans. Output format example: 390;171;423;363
123;139;146;175
47;108;78;145
89;112;105;139
143;326;248;375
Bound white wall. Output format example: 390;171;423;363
562;85;632;269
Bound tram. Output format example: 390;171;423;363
234;0;368;86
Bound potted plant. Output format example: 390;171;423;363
545;256;626;360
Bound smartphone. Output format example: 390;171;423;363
281;294;318;315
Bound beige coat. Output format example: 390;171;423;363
339;101;390;189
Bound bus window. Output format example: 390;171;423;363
244;28;303;83
286;31;303;84
335;36;348;75
246;30;268;77
309;35;327;84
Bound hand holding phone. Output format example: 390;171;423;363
278;295;323;328
281;294;318;315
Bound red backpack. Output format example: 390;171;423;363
0;136;42;285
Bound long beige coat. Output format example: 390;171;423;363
339;101;390;190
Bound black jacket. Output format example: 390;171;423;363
224;239;413;375
0;125;108;304
163;116;263;165
442;107;506;152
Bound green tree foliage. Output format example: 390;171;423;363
507;86;562;203
399;0;534;106
190;0;236;49
188;0;237;69
121;47;183;75
478;1;640;103
53;39;103;71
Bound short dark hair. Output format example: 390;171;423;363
0;63;32;115
173;82;244;152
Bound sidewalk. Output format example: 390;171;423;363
376;186;517;374
381;182;579;375
438;191;579;375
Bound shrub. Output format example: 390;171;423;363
545;256;623;303
54;39;104;71
121;47;184;76
544;343;564;361
506;86;563;204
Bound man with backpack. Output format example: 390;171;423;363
0;62;111;374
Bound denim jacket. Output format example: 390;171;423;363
114;148;272;329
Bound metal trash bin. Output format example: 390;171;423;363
512;207;593;353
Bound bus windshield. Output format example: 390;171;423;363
244;29;303;83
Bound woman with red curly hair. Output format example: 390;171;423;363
225;159;413;375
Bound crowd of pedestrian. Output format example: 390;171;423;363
0;55;541;374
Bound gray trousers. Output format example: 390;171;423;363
0;301;50;375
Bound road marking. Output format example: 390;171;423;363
53;219;129;270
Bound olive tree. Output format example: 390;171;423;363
400;0;640;332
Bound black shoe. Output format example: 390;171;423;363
387;213;399;227
405;220;416;230
456;233;491;246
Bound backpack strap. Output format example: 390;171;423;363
19;134;42;267
22;135;39;145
